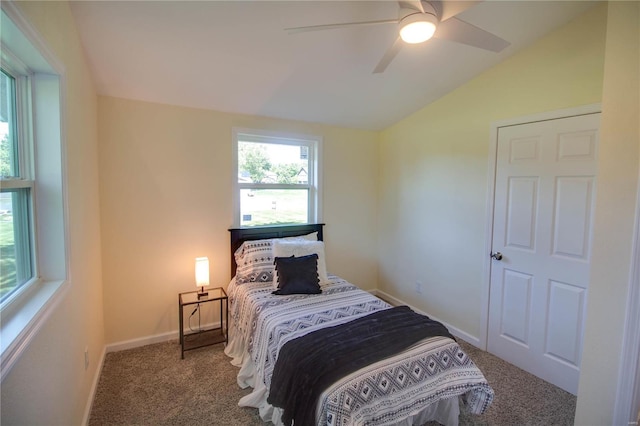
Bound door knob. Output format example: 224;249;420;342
491;252;503;261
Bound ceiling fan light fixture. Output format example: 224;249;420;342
399;13;437;44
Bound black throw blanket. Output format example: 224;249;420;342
267;305;455;426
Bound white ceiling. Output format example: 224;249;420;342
69;1;597;131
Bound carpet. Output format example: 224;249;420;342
89;339;576;425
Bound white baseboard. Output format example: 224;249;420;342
105;330;178;353
104;293;480;352
373;290;481;348
82;345;107;426
105;321;223;353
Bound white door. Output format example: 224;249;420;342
488;113;600;395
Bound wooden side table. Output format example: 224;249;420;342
178;287;228;359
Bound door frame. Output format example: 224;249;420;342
481;102;640;423
613;172;640;425
479;103;602;351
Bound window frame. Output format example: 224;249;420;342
232;128;323;228
0;2;69;380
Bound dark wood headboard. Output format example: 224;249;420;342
229;224;325;278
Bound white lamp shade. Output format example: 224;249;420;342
399;13;437;44
195;257;209;287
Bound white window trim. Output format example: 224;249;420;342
0;1;70;381
232;127;323;227
2;60;37;302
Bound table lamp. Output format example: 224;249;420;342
195;257;209;298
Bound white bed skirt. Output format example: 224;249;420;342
224;322;461;426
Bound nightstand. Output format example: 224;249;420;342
178;287;228;359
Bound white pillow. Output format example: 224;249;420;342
285;232;318;242
272;240;329;288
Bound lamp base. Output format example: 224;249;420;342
197;286;208;299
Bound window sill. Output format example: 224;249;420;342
0;279;69;381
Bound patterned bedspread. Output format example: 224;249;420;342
226;275;494;425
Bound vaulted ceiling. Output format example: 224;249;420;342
70;1;597;131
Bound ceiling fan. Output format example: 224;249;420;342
285;1;510;74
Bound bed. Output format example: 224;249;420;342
224;224;493;426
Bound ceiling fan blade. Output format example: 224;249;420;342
286;19;397;34
435;1;482;21
434;16;510;52
373;36;404;74
399;0;424;13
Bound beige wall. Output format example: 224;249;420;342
575;1;640;423
98;97;379;344
0;2;104;425
378;4;606;337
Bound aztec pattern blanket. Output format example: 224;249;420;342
227;276;494;425
268;306;457;426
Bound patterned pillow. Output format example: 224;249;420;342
234;232;318;284
234;239;275;284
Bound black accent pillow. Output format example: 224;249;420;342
272;254;321;295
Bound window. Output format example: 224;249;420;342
233;129;322;227
1;66;35;303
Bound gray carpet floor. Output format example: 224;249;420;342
89;339;576;425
